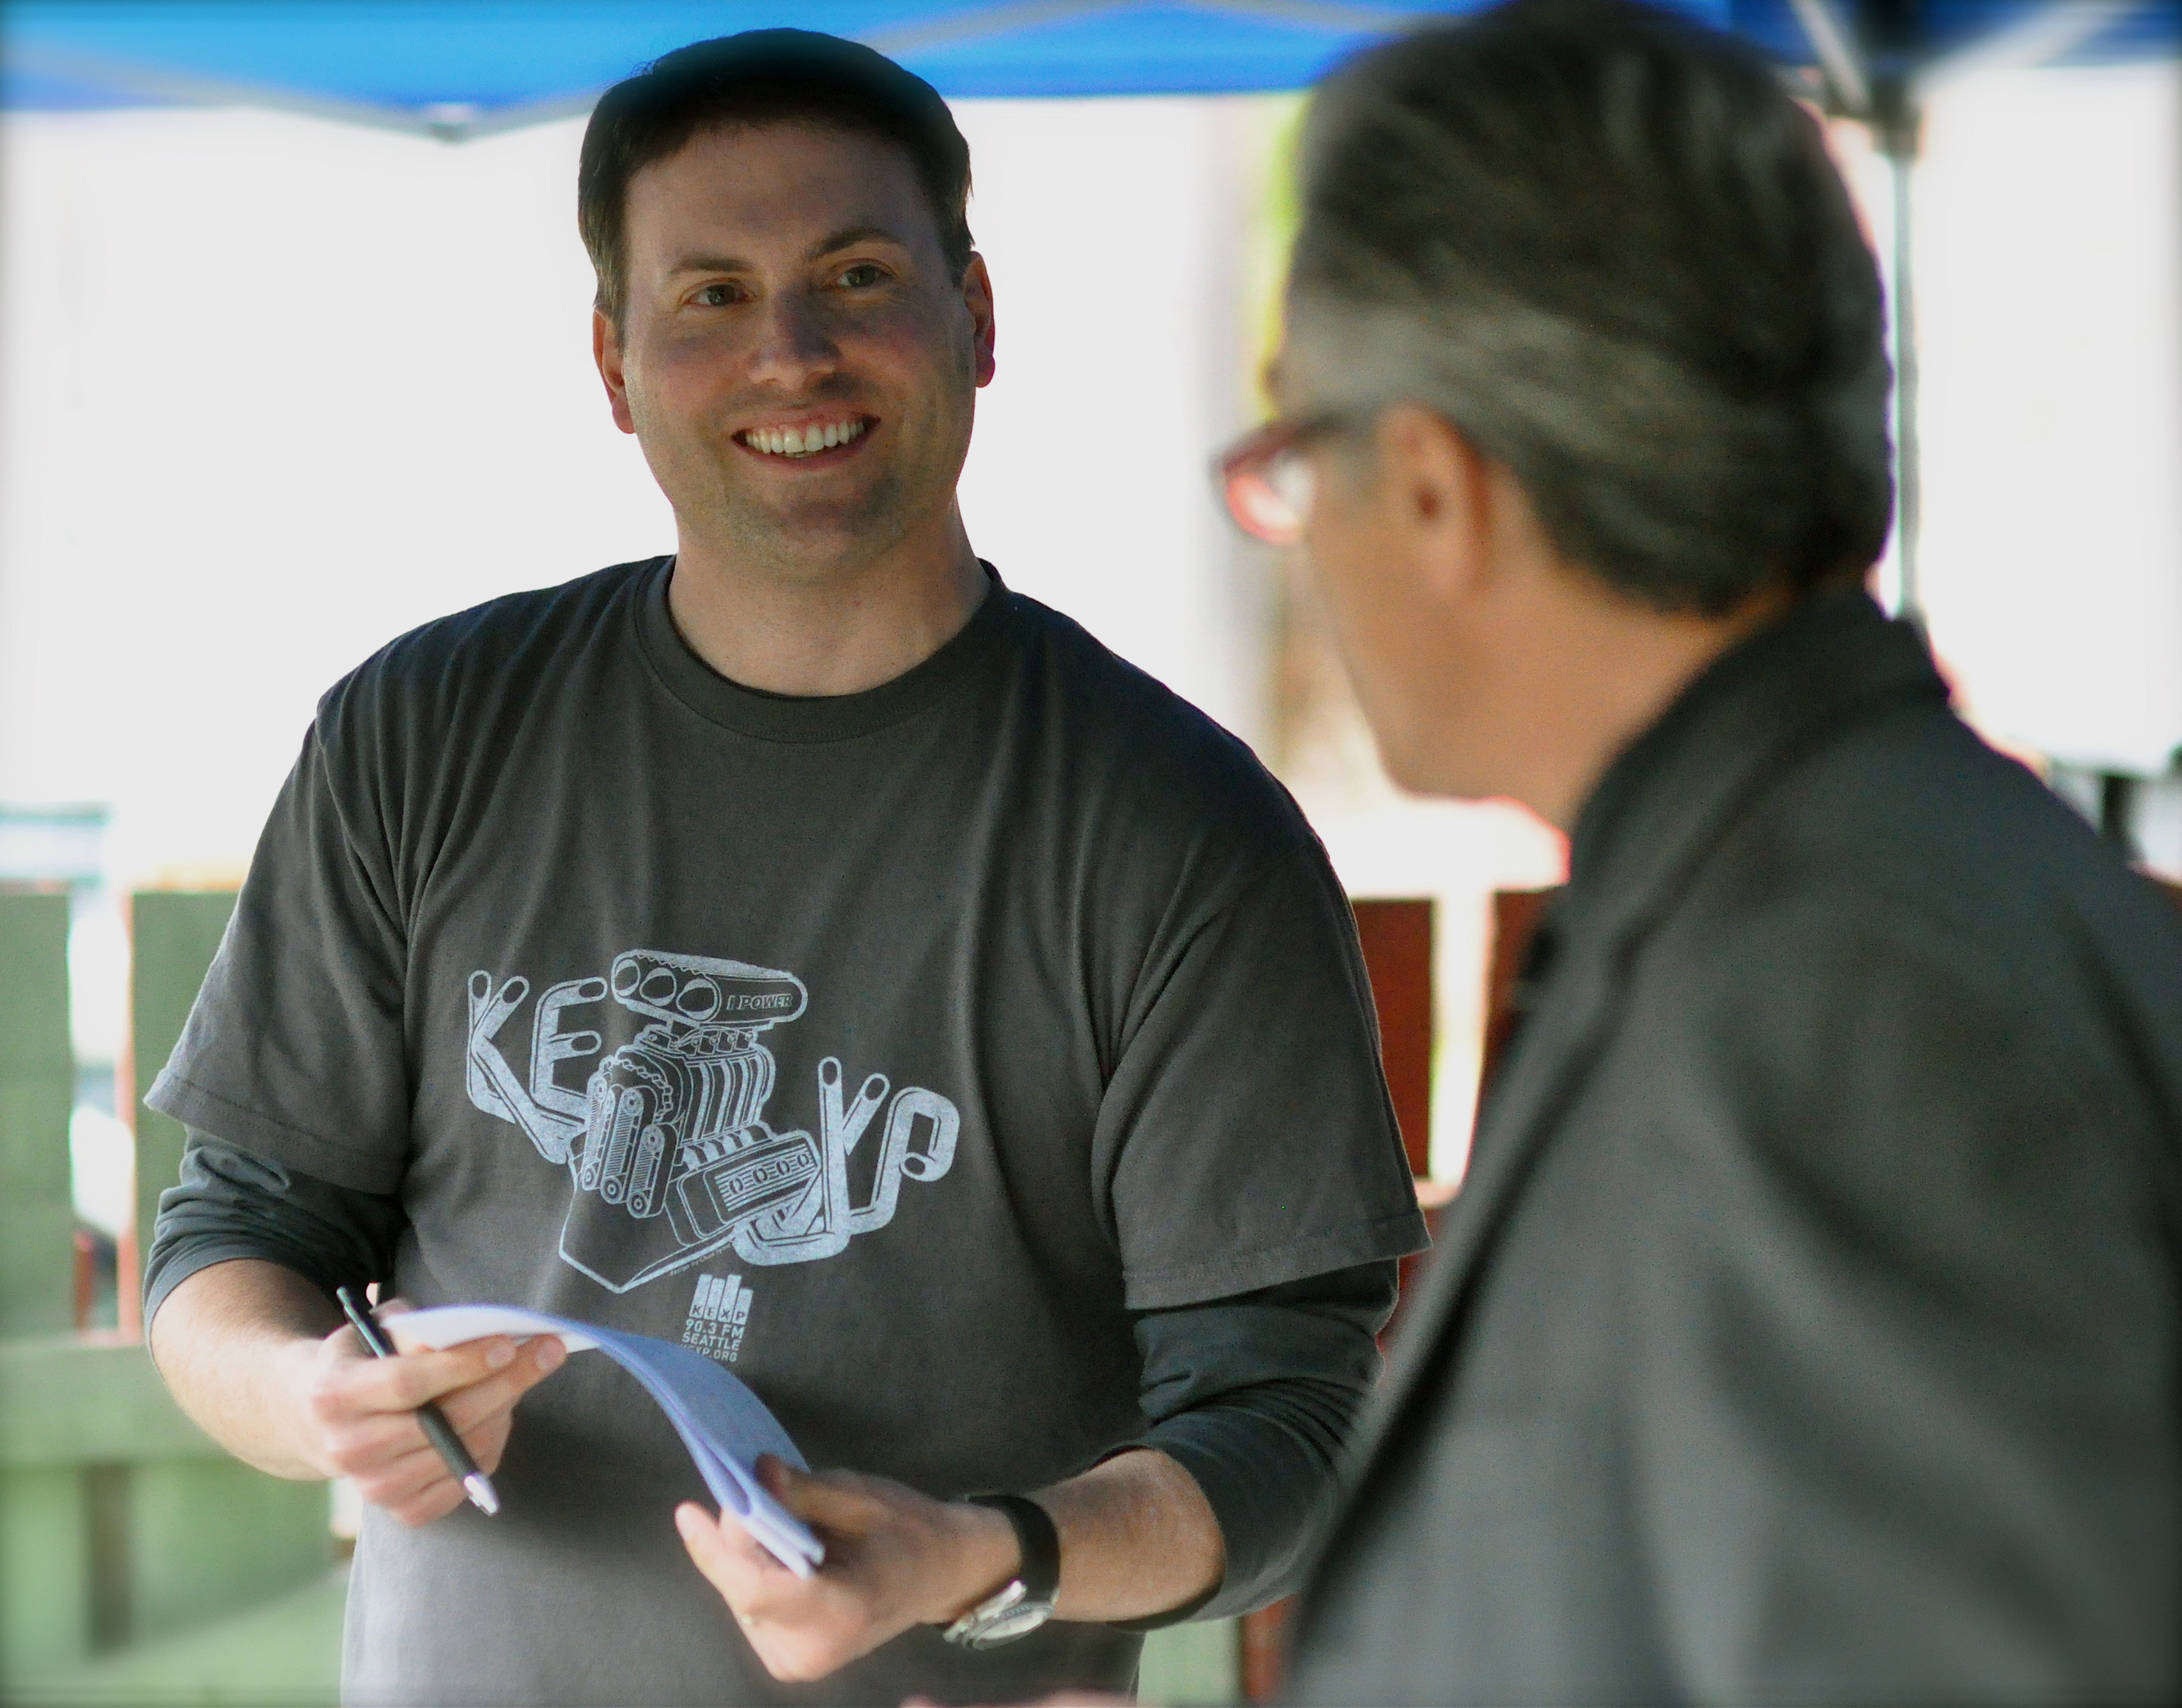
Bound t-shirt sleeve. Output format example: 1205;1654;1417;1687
145;715;414;1194
1096;842;1428;1311
1124;1259;1397;1622
144;1130;407;1330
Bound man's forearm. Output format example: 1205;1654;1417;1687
151;1256;567;1527
686;1266;1383;1679
149;1257;346;1479
901;1447;1226;1628
681;1443;1225;1682
1034;1447;1223;1623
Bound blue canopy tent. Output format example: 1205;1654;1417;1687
2;0;2177;616
4;1;2171;132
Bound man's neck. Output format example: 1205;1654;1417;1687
665;516;990;698
1507;581;1795;834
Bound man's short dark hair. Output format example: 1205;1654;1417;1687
1291;0;1894;613
578;29;974;329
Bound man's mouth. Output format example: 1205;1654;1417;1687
734;416;872;459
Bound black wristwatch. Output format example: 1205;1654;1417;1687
942;1493;1060;1650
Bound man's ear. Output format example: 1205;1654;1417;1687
1375;404;1495;602
593;309;637;436
961;254;997;389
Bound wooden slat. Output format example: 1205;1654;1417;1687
1349;898;1434;1176
0;1340;225;1468
1478;887;1558;1118
0;888;77;1337
121;891;237;1335
1239;1594;1291;1705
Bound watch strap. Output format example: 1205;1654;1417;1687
964;1493;1060;1605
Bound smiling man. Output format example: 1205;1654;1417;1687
135;29;1425;1708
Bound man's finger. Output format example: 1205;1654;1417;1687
764;1460;888;1532
312;1336;558;1491
676;1502;722;1569
352;1438;457;1507
430;1337;566;1431
324;1408;444;1468
383;1477;470;1530
339;1340;523;1413
427;1374;527;1437
347;1406;513;1507
340;1403;518;1489
327;1335;561;1439
677;1502;761;1592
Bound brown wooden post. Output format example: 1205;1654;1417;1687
1349;898;1435;1176
1479;888;1558;1116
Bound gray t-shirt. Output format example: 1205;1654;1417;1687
150;559;1425;1707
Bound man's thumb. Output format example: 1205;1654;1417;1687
765;1461;877;1528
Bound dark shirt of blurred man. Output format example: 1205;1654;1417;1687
1209;0;2182;1700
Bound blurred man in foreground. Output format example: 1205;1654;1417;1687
1211;0;2182;1699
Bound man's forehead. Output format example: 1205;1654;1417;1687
626;120;927;244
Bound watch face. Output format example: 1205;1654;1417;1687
970;1600;1054;1648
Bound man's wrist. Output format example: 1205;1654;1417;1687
277;1330;348;1479
930;1496;1023;1624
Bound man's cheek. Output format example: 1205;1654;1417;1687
1304;500;1384;629
853;307;959;389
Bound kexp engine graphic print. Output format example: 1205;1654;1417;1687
465;949;959;1292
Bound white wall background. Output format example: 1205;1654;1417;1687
956;98;1273;751
1912;61;2182;776
0;107;666;881
0;96;1273;891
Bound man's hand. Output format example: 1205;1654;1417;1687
677;1446;1223;1684
148;1261;567;1525
293;1301;566;1526
675;1457;1019;1682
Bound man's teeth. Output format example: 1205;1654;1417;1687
745;419;867;457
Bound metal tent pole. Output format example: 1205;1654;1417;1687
1789;0;1924;617
1876;82;1924;620
1790;0;2151;622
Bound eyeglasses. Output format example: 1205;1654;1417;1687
1213;412;1349;547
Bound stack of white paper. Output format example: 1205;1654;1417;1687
396;1304;826;1576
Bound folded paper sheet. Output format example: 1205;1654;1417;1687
397;1304;825;1576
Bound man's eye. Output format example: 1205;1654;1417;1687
837;264;886;289
695;284;739;307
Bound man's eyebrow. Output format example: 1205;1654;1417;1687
666;251;752;277
663;226;913;279
805;224;911;260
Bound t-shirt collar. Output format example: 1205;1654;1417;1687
635;557;1019;742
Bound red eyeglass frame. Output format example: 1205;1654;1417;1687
1212;412;1349;546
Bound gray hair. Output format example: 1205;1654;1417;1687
1288;0;1894;613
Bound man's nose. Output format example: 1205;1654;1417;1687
748;291;840;389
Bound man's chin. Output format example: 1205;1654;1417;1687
702;497;915;580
